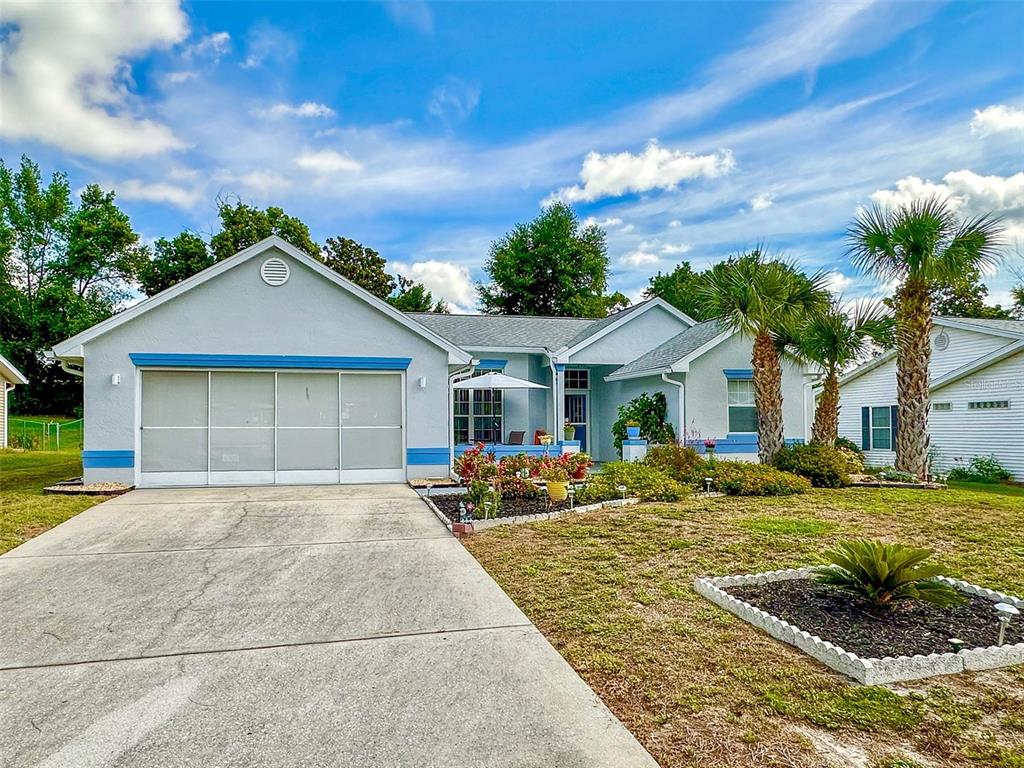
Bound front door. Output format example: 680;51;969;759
564;392;588;453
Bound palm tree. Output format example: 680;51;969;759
847;197;1003;479
699;251;830;463
801;300;892;446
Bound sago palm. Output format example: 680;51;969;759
847;197;1003;479
802;300;892;446
699;251;829;462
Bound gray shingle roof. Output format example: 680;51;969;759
609;320;729;378
407;312;599;349
940;317;1024;338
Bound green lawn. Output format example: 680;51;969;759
465;485;1024;768
0;450;110;554
7;415;83;453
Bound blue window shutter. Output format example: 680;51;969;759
861;407;870;450
890;405;899;448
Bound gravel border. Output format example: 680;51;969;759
694;569;1024;684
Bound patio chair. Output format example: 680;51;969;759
507;430;526;445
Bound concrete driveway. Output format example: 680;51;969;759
0;485;657;768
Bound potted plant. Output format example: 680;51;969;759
625;419;641;439
564;452;592;480
563;419;576;441
538;432;554;446
541;465;570;501
703;437;717;459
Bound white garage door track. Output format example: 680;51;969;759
0;485;657;768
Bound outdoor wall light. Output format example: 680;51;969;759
418;376;427;388
994;602;1020;646
111;373;121;385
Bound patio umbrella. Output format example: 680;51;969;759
452;372;549;390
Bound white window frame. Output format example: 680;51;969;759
453;367;504;444
870;406;892;451
726;378;758;433
564;368;589;391
967;400;1009;410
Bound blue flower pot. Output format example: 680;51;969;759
626;426;641;439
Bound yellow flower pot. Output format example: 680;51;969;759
546;481;569;501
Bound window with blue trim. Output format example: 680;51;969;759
727;379;758;432
454;368;503;444
871;406;892;450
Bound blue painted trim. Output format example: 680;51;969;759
688;437;759;455
723;368;754;380
454;444;557;458
130;353;412;370
622;439;647;446
559;440;581;447
725;433;759;444
476;359;508;370
407;447;450;465
82;450;135;469
554;363;567;372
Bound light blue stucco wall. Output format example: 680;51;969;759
568;305;689;365
80;247;453;483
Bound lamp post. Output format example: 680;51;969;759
995;603;1020;646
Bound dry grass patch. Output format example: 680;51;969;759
464;487;1024;768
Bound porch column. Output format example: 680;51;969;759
552;362;565;436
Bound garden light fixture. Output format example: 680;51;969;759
617;484;627;501
994;602;1019;646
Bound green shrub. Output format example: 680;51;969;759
871;466;918;483
834;436;863;458
644;443;704;481
611;392;676;455
690;461;810;496
947;455;1012;484
772;444;851;488
577;461;690;504
837;447;864;474
816;539;965;608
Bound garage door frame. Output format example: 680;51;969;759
135;366;407;487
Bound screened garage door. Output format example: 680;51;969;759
139;370;404;486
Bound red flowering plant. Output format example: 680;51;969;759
562;452;593;480
454;442;497;484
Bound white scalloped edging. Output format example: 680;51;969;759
419;495;641;533
694;569;1024;684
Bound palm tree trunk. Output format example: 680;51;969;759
811;371;840;445
752;331;784;463
894;277;931;480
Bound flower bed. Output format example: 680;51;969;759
695;569;1024;684
429;492;569;523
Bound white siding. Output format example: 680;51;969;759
0;383;7;448
929;351;1024;478
836;356;897;466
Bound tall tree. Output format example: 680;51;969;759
209;200;319;262
478;202;612;317
388;275;450;313
926;265;1012;319
800;301;892;446
321;236;395;300
848;196;1003;479
645;262;712;320
0;156;143;414
138;232;213;297
699;251;829;462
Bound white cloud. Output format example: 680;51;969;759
186;31;231;61
547;141;735;204
294;150;364;174
970;105;1024;138
383;1;434;35
749;192;775;210
427;77;481;123
582;216;626;230
163;71;196;85
0;0;187;159
390;260;475;312
114;179;202;209
216;169;293;196
825;271;854;294
661;243;693;255
871;170;1024;239
621;250;660;268
263;102;336;119
668;219;682;228
242;23;297;68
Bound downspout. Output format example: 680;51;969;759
547;352;560;438
60;360;85;378
661;372;685;445
448;362;477;477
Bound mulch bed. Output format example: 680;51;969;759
727;578;1022;658
43;478;132;496
429;493;568;524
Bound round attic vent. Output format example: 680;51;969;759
260;257;290;286
933;330;950;351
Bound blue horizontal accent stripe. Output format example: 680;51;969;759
82;450;135;468
476;358;507;370
723;368;754;380
407;448;449;465
725;433;759;444
455;444;557;458
559;440;581;447
622;439;647;446
130;354;412;370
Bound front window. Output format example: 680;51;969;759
564;368;589;390
727;379;758;432
871;406;892;450
454;368;504;444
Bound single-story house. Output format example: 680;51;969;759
0;352;29;448
837;317;1024;478
52;237;818;487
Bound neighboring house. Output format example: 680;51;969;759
0;352;29;448
837;317;1024;478
52;237;817;487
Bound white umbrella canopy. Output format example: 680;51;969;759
452;372;549;390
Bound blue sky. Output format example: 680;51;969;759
1;1;1022;312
